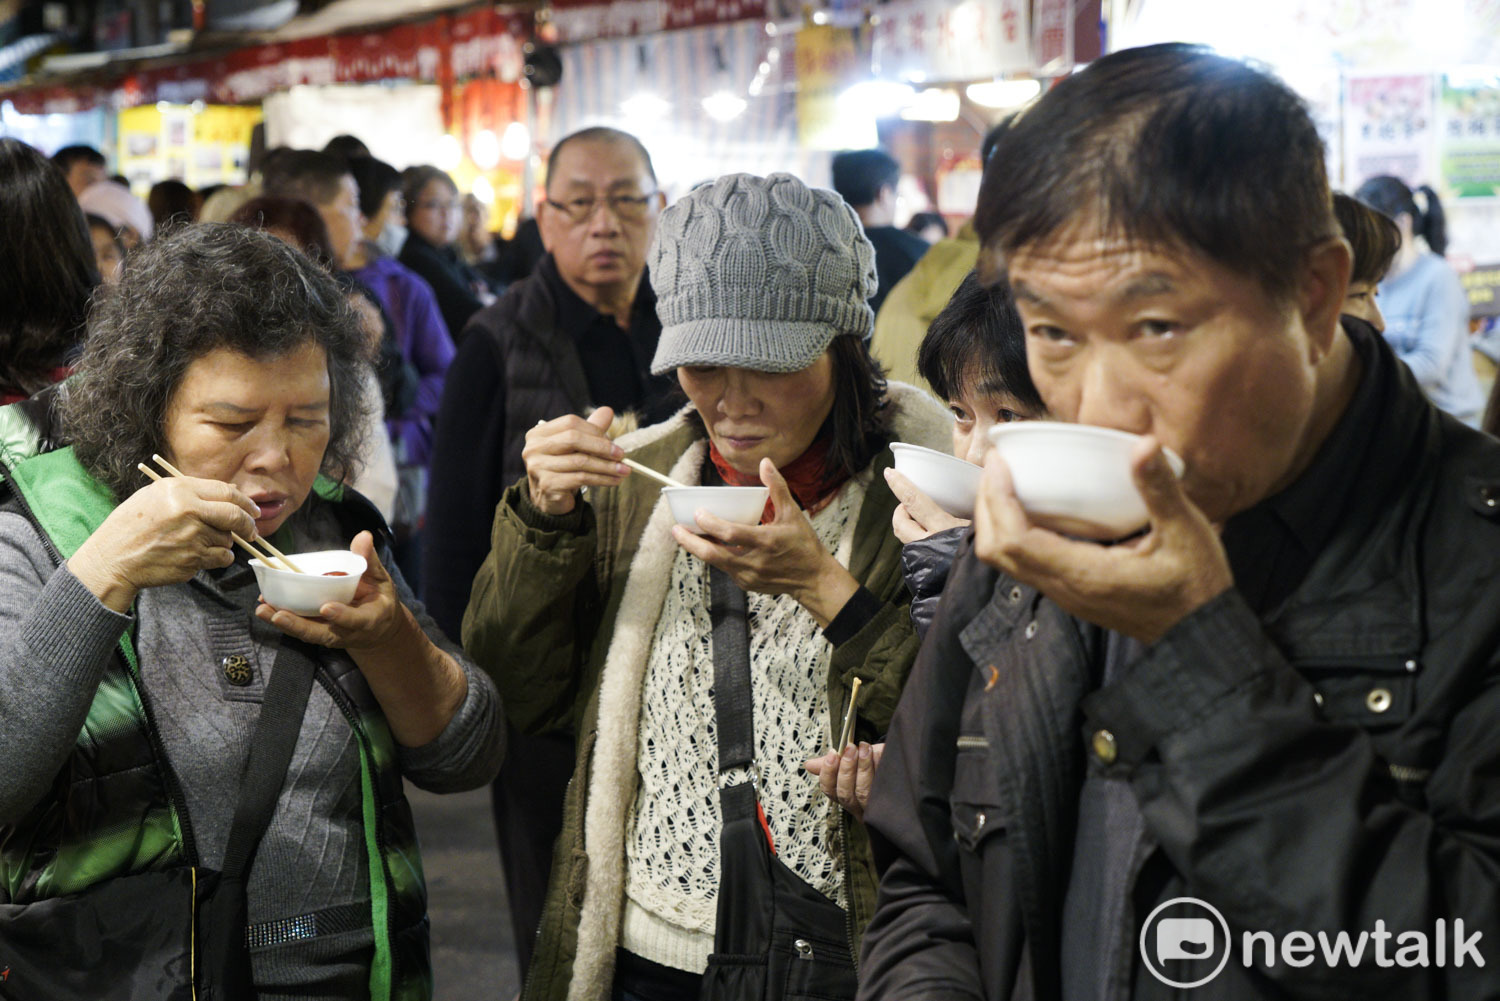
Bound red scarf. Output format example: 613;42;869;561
0;366;72;407
708;431;849;522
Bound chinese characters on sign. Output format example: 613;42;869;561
1343;73;1437;189
1439;74;1500;199
868;0;1030;83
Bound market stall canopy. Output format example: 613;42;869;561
2;4;528;113
2;0;520;103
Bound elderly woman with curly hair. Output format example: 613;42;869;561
0;223;504;999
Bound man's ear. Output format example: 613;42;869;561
1300;237;1352;364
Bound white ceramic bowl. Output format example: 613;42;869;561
986;422;1186;540
250;549;368;616
663;486;770;534
889;442;984;519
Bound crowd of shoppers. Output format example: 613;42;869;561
3;38;1498;1001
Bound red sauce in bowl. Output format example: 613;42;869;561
323;570;350;577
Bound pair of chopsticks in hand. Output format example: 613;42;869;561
136;454;305;574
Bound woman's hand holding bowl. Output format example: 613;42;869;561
672;458;860;628
70;475;262;613
256;530;467;747
884;466;969;544
523;407;627;516
253;531;405;650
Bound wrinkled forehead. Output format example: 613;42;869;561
977;210;1207;294
549;138;653;191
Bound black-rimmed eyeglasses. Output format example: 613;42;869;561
543;193;658;224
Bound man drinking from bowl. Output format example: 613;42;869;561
858;43;1500;1000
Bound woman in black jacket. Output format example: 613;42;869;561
398;166;487;342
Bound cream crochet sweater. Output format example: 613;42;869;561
619;475;865;973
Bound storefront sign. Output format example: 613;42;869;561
868;0;1030;84
795;24;868;151
1439;72;1500;199
1463;263;1500;317
1343;72;1438;189
1032;0;1073;73
549;0;766;42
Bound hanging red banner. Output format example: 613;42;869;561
548;0;766;42
1;8;528;112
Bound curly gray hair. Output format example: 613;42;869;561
64;222;372;500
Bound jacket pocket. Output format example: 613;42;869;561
1295;658;1416;730
949;749;1004;853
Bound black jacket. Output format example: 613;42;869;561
399;232;483;346
420;256;594;640
900;525;966;638
858;327;1500;1000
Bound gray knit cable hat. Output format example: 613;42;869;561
648;172;878;375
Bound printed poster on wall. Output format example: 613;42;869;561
794;25;872;151
1439;72;1500;199
1343;73;1437;190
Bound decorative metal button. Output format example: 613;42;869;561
1091;729;1117;764
1404;659;1418;673
1008;585;1024;604
222;654;252;687
1366;688;1393;714
1024;620;1038;639
1313;691;1325;708
794;939;813;959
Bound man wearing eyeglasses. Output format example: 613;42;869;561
423;125;676;980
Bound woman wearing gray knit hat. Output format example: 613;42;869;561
463;172;952;1001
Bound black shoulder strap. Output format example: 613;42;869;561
710;566;754;774
220;637;319;880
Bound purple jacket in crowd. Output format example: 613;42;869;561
352;254;455;467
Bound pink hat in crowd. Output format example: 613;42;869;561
78;180;154;242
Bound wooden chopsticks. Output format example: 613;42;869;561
621;457;686;489
137;454;304;573
836;677;863;755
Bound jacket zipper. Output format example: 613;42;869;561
838;808;859;973
2;468;200;864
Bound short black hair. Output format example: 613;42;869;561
229;195;339;269
1356;175;1448;257
980;114;1018;164
1333;193;1401;287
831;149;900;209
976;43;1339;301
323;134;371;161
148;179;197;232
905;211;947;238
51;144;106;173
349;157;401;220
918;271;1043;415
544;127;657;194
401;165;458;217
1;138;98;397
261;149;351;208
